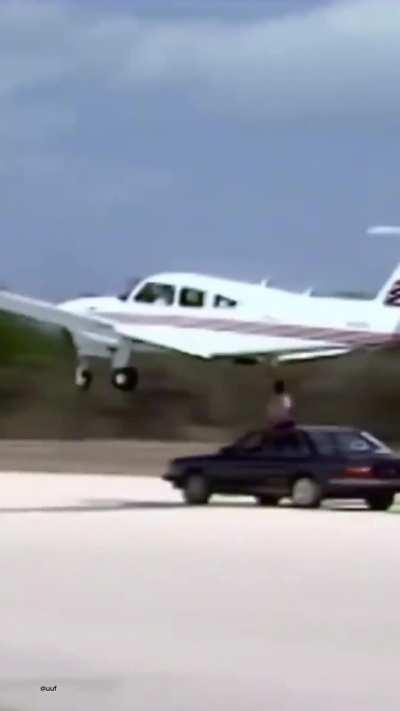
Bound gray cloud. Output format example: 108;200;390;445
1;1;400;118
0;1;399;299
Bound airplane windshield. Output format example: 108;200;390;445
118;277;141;302
134;282;175;305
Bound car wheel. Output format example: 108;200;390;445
291;477;321;508
182;474;210;505
256;495;279;507
366;493;394;511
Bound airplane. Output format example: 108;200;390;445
0;264;400;392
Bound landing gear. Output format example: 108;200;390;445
75;365;93;391
111;366;139;392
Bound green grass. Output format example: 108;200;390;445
1;313;400;441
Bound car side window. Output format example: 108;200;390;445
235;431;264;451
310;431;337;456
262;432;310;457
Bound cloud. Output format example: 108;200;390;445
367;226;400;236
1;0;400;119
117;0;400;118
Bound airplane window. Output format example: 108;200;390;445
214;295;237;308
180;288;205;308
134;282;175;305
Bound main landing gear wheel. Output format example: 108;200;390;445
75;366;93;391
291;477;322;509
111;366;139;392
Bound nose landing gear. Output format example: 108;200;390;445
75;364;93;391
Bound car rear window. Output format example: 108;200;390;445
334;431;391;454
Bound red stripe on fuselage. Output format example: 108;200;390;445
97;311;396;347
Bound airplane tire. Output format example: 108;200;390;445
75;367;93;391
111;367;139;392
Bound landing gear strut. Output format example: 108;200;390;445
111;366;139;392
75;364;93;391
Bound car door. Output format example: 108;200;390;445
209;431;266;491
250;431;314;496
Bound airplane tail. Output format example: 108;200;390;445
376;263;400;306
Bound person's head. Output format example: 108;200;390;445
273;379;285;395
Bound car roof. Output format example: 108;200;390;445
300;425;359;434
247;425;360;436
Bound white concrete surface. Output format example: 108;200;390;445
0;473;399;710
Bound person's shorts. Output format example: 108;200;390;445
273;420;295;431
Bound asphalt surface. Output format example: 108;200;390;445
0;440;216;475
1;472;400;711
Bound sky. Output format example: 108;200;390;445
2;0;400;299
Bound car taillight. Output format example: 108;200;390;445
343;466;374;478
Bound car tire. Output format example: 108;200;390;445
256;495;279;507
366;493;394;511
182;474;210;505
291;477;321;508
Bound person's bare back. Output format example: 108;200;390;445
267;380;294;429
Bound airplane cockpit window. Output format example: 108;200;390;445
214;294;237;308
180;288;205;308
134;282;175;305
118;277;141;302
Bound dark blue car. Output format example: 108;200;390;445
163;426;400;510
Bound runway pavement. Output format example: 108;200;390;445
1;472;400;711
0;439;216;475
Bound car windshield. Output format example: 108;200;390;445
229;431;264;451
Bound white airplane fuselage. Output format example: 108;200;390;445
59;274;400;360
2;267;400;393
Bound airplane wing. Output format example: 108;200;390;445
0;292;114;336
274;348;351;363
209;346;351;363
0;291;366;365
114;324;213;358
0;291;217;358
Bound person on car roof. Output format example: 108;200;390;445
267;379;295;431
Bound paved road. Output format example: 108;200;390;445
0;440;216;475
1;473;399;711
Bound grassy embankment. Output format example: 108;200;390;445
0;313;399;442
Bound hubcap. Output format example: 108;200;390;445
115;372;127;386
293;479;315;506
75;369;89;387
